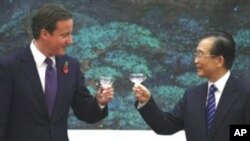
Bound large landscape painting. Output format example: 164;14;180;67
0;0;249;129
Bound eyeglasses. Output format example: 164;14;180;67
194;52;217;59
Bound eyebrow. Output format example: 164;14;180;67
196;49;204;53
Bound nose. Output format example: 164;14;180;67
194;56;198;64
66;35;73;45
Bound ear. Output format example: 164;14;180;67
40;29;49;40
216;56;225;68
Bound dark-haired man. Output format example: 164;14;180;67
133;31;250;141
0;4;113;141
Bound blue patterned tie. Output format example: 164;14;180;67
206;84;217;135
44;58;57;117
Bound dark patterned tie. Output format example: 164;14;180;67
206;84;217;135
44;58;57;117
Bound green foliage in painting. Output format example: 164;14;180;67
234;29;250;48
232;55;250;79
176;72;206;88
151;85;184;111
84;66;122;80
104;50;152;76
67;22;160;80
68;22;160;59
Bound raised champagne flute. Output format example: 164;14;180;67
129;73;147;84
99;76;114;88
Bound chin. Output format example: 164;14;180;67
58;51;66;56
196;71;204;77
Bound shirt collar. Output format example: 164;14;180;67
30;40;56;67
208;71;231;93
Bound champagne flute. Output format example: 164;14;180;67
129;73;147;84
99;76;114;88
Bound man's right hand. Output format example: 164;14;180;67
132;83;151;104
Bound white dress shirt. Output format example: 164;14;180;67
30;40;56;93
207;71;231;108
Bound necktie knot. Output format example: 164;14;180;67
210;84;217;94
44;58;53;66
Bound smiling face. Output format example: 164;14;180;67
194;37;221;81
46;19;73;56
42;19;73;56
32;4;73;57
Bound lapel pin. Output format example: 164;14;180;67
63;61;69;74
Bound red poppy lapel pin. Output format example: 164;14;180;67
63;61;69;74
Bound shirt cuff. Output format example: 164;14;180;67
98;104;106;109
137;101;148;109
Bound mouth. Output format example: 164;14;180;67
195;66;201;71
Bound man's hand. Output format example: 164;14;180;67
96;86;114;106
132;83;151;103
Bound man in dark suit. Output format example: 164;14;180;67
0;4;114;141
132;31;250;141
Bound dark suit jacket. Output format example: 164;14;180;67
0;47;108;141
137;74;250;141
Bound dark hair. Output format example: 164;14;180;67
201;30;236;69
32;4;72;39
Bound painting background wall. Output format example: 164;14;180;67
0;0;249;129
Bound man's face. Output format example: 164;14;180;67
45;19;73;56
194;38;219;80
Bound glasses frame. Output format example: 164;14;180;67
194;52;218;59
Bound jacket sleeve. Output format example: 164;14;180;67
136;93;185;135
70;60;108;123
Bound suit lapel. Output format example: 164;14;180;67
20;47;48;114
209;75;239;138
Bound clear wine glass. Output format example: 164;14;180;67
99;76;114;88
129;73;147;84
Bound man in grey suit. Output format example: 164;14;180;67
0;4;113;141
133;31;250;141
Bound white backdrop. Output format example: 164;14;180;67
68;130;185;141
